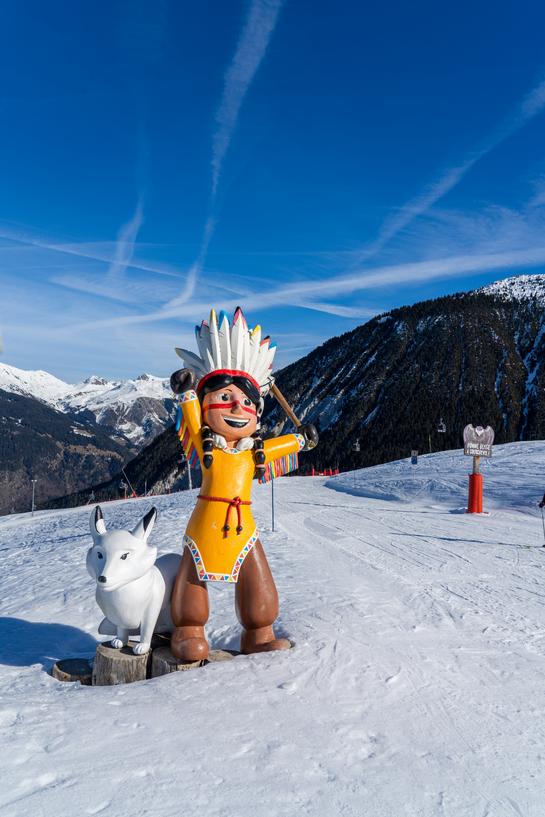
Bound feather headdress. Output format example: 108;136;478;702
175;307;276;397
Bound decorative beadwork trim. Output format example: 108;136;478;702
183;529;258;583
295;433;306;451
180;389;198;403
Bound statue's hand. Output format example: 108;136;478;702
300;423;319;450
170;368;197;395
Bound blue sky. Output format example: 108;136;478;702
2;1;545;382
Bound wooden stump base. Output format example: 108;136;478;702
151;647;238;678
51;658;93;685
92;641;152;686
52;641;242;687
151;632;171;650
207;648;239;664
151;646;202;676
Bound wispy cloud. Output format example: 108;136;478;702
211;0;284;196
69;243;545;330
528;174;545;208
106;196;144;279
199;244;545;307
170;0;285;310
361;75;545;259
0;222;184;278
49;271;177;306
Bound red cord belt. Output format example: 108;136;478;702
198;494;251;537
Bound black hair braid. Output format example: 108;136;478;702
201;425;214;469
253;433;265;480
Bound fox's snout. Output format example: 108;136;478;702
97;575;107;584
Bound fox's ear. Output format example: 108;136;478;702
90;505;107;539
131;507;157;542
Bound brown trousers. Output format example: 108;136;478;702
170;540;281;656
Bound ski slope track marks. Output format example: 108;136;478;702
1;442;545;816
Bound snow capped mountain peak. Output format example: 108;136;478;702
0;362;174;446
479;273;545;304
83;375;110;386
0;362;70;405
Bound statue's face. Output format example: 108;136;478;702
202;383;258;442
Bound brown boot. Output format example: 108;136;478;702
240;625;291;654
171;548;210;662
235;539;291;654
171;625;209;662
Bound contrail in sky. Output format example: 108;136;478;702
211;0;284;197
107;196;144;279
76;244;545;329
169;0;285;310
361;75;545;261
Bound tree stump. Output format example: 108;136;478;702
92;642;152;685
51;658;93;685
207;649;239;664
151;632;171;650
151;646;203;677
151;647;238;677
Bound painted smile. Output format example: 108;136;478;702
222;416;249;428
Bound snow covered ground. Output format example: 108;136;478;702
1;441;545;817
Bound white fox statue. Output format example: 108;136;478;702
86;505;180;655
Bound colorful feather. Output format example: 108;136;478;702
175;348;206;377
173;307;276;396
208;309;222;370
195;321;215;371
217;310;231;370
230;307;245;371
248;324;261;375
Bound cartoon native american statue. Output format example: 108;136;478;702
170;307;318;661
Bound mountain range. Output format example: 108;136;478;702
0;365;174;514
0;365;174;445
267;273;545;472
38;273;545;511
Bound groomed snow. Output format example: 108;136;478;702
1;442;545;816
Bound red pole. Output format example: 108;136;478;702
467;455;483;513
467;474;483;512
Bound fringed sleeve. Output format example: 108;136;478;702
175;390;203;466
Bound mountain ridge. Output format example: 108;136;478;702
40;273;545;511
0;363;174;446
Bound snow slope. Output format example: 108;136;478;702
0;362;69;405
1;442;545;816
479;272;545;304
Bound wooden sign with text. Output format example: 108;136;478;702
463;425;494;458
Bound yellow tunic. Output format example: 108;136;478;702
180;390;305;582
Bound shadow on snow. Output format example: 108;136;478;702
0;617;97;668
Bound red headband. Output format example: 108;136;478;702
196;369;260;395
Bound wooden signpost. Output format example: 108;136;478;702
463;425;494;513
